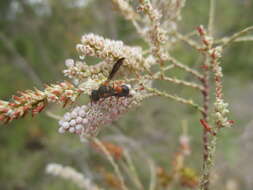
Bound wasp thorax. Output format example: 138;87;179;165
116;85;130;97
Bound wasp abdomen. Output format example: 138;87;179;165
98;85;114;98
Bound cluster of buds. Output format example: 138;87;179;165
0;82;82;123
210;47;232;128
214;99;233;128
209;46;222;60
197;25;232;129
58;90;141;139
63;59;111;81
211;49;233;128
63;59;89;80
197;25;223;60
197;25;214;49
76;33;144;72
137;0;161;22
137;0;168;69
58;105;88;135
46;163;100;190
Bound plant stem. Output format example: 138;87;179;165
208;0;216;36
145;86;204;112
199;57;210;190
199;1;216;188
222;26;253;47
168;56;204;80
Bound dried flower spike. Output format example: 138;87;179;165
46;163;100;190
0;82;82;123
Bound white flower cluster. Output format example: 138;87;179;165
46;163;100;190
144;55;157;69
214;98;232;128
63;59;88;79
58;105;89;135
76;33;144;71
137;0;162;22
63;59;111;82
58;90;140;139
209;46;222;59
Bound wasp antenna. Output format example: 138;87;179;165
107;58;125;81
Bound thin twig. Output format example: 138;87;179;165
208;0;216;36
199;57;211;190
145;86;204;112
148;159;156;190
146;75;204;91
122;151;144;190
175;33;200;50
186;30;198;38
168;56;204;80
46;111;62;120
154;64;175;77
232;36;253;42
220;26;253;47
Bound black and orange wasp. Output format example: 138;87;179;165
90;58;130;102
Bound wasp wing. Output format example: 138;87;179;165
107;58;125;81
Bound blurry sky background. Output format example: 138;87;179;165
0;0;253;189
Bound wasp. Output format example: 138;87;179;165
90;58;130;102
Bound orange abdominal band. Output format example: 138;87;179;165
114;86;122;93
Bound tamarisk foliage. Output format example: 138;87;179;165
1;0;252;189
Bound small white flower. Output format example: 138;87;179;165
65;59;75;67
75;124;82;130
82;118;88;125
71;111;78;118
64;113;71;121
70;119;76;126
62;122;70;129
79;110;86;117
69;127;75;133
58;127;65;134
76;117;83;124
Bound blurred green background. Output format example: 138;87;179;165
0;0;253;189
